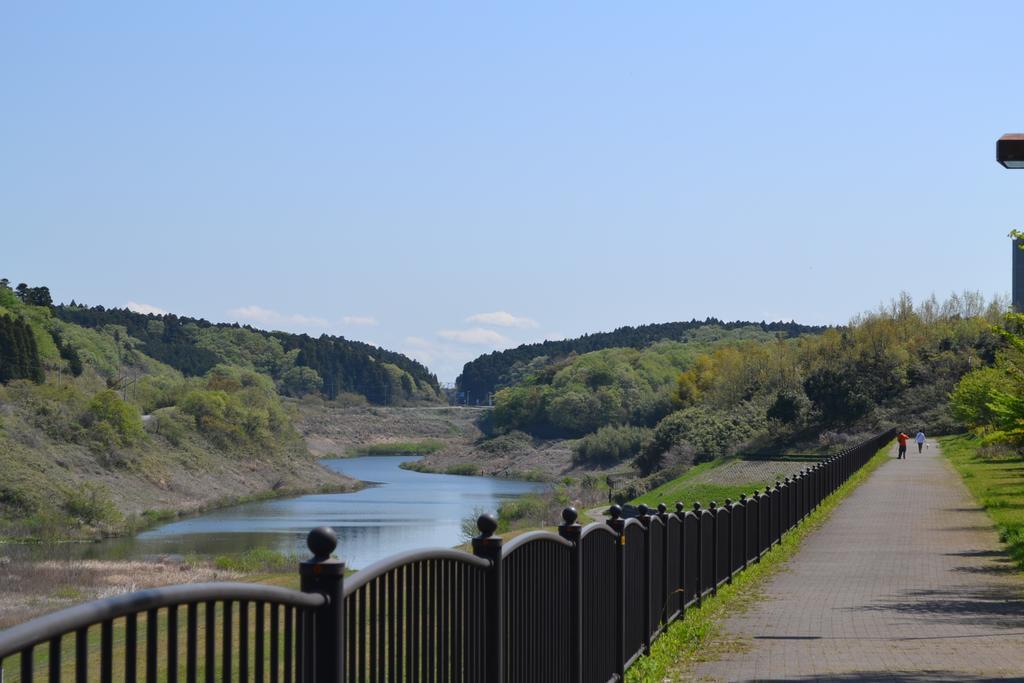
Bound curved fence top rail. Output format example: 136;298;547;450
0;581;324;659
580;521;618;540
345;547;490;595
501;530;573;557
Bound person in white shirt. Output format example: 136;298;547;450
915;430;925;454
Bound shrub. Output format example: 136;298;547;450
62;482;123;526
950;367;1015;429
446;463;479;476
214;548;299;573
83;390;144;447
573;425;652;465
636;403;767;474
496;494;546;531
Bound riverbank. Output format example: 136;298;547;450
0;399;360;543
0;554;244;629
293;401;630;481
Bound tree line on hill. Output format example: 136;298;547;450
0;314;43;383
456;318;830;401
53;303;440;404
484;292;1006;481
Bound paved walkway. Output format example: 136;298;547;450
692;441;1024;682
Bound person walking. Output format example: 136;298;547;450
897;431;911;459
916;429;925;454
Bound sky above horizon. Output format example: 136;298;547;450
4;3;1024;383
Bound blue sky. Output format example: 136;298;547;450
3;3;1023;382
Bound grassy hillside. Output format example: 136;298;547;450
0;281;396;541
486;292;1005;493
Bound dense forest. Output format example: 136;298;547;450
456;318;830;401
54;303;441;404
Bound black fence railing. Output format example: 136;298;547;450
0;429;895;682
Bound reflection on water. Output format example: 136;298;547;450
14;456;545;570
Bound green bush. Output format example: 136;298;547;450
636;403;767;474
62;482;123;526
573;424;652;464
150;406;192;446
496;494;546;531
214;548;299;573
446;463;479;476
350;440;444;455
83;390;144;448
950;366;1015;429
175;366;298;452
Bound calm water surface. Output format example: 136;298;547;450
49;456;544;569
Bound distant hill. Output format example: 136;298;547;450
456;318;829;401
55;304;441;405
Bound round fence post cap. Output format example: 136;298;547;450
693;502;701;512
725;498;732;506
739;493;747;502
561;507;578;525
709;501;717;510
476;513;498;537
657;503;667;514
637;503;649;516
307;526;337;561
608;504;622;520
675;502;684;513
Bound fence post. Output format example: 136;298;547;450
558;507;583;683
607;505;626;681
675;502;687;617
723;499;733;584
655;501;671;626
738;494;749;571
637;504;653;656
784;477;793;533
691;502;702;605
298;527;345;683
795;472;803;522
472;513;504;683
708;502;719;596
805;469;811;519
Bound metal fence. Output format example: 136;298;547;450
0;429;895;682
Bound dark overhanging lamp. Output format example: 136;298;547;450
997;133;1024;169
998;133;1024;311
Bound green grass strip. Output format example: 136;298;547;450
940;433;1024;573
626;441;893;682
346;439;445;456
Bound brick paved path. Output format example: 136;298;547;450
692;441;1024;682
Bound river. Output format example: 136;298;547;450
38;456;545;569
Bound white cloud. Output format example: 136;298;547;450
126;301;168;315
404;336;433;347
342;315;379;327
228;305;329;329
437;327;509;345
466;311;538;328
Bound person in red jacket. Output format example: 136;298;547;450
896;432;911;459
